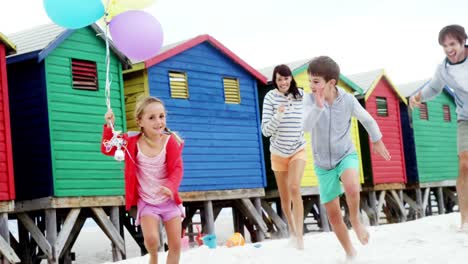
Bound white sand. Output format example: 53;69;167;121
67;212;468;264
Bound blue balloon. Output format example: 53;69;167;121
43;0;105;29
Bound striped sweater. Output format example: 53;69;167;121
261;89;306;157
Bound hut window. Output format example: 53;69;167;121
419;103;428;120
223;77;240;104
376;97;388;117
169;71;189;99
443;104;451;122
71;59;98;91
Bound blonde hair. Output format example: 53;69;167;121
134;96;183;144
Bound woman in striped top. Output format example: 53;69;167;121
261;64;307;249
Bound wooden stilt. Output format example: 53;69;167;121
253;198;265;242
302;198;316;232
275;200;286;223
54;209;80;260
18;220;33;264
235;199;268;235
0;213;19;264
437;187;446;215
8;233;18;258
0;237;19;264
318;202;330;232
58;214;86;261
422;188;431;214
45;209;57;264
260;200;287;237
232;207;245;237
18;213;49;262
181;207;197;231
182;206;196;244
402;193;422;219
415;188;425;217
302;199;315;220
443;188;458;213
203;201;215;235
203;207;221;234
360;195;377;226
110;207;124;261
369;191;379;225
158;221;166;252
91;208;125;256
390;190;407;222
377;191;386;216
398;190;404;205
308;200;322;229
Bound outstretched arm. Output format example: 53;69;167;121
352;97;390;160
410;66;445;109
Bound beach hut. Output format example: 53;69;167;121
7;24;129;200
0;32;19;264
399;80;457;184
123;34;270;239
124;34;267;192
0;33;16;201
348;69;407;186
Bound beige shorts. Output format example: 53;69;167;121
458;120;468;153
271;149;306;171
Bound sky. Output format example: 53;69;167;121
1;0;467;84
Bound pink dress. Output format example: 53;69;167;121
135;137;184;224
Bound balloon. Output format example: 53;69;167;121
109;10;163;61
101;0;156;21
113;0;155;10
43;0;105;29
106;3;126;20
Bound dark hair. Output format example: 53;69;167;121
438;25;467;45
307;56;340;83
272;64;302;99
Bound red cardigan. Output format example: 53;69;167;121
101;125;184;210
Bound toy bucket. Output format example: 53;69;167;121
202;234;217;249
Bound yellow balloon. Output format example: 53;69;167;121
100;0;123;20
107;2;126;19
101;0;155;23
117;0;156;10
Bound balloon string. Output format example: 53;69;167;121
104;0;114;131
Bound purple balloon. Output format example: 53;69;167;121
109;10;163;61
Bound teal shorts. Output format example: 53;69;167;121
314;153;359;204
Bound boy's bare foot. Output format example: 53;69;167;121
353;223;369;245
458;224;468;233
296;237;304;250
287;235;297;248
345;247;357;260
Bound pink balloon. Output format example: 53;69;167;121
109;10;163;61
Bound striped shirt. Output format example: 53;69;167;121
261;89;306;157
